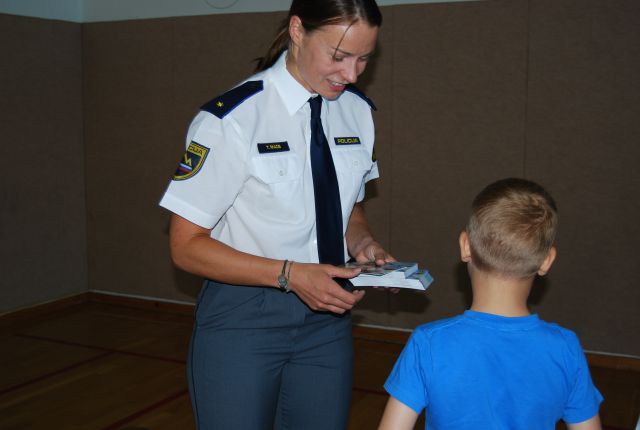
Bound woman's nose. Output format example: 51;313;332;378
342;61;358;84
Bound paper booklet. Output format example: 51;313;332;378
342;261;433;291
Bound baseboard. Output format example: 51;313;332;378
0;293;89;322
86;291;196;315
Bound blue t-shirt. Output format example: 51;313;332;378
384;311;603;429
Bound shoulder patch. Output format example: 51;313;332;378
344;84;376;111
201;80;264;119
173;141;209;181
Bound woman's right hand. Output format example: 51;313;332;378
287;263;365;314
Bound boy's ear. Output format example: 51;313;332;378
537;246;557;276
459;231;472;263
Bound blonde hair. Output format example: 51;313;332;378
466;178;558;277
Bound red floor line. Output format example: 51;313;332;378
100;388;189;430
15;333;186;364
0;351;113;397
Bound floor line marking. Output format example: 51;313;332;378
15;333;186;364
99;388;189;430
0;351;113;397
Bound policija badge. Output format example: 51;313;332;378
173;141;209;181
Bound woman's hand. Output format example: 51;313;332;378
353;242;400;294
352;238;393;265
287;263;365;314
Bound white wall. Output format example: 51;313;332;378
0;0;479;22
0;0;83;22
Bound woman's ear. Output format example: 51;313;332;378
459;231;472;263
289;15;304;47
537;246;557;276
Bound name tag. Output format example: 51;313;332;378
334;137;361;145
257;142;290;154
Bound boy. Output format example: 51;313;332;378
378;178;603;430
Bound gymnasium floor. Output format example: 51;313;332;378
0;298;637;429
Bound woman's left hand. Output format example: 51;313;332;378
352;238;393;265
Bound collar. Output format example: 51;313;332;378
463;310;542;331
269;50;315;116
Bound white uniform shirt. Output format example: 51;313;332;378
160;52;379;263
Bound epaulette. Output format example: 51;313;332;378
201;80;264;119
345;84;376;111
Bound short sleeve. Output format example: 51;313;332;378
354;161;379;202
562;333;604;424
159;111;250;228
365;159;379;181
384;330;429;414
356;100;378;202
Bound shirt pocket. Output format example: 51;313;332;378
332;147;373;176
251;153;303;184
331;147;374;206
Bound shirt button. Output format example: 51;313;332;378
279;170;285;176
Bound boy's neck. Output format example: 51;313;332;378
469;267;533;317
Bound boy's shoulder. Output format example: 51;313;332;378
412;313;583;353
537;318;584;354
412;314;467;339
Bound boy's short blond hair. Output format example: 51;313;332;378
466;178;558;278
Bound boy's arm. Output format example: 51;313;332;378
378;397;420;430
566;414;602;430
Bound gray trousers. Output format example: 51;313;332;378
188;280;353;430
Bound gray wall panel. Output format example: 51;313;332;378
0;14;85;313
83;19;178;299
385;0;529;327
526;0;640;354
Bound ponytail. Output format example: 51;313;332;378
255;19;291;72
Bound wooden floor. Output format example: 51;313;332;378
0;297;638;430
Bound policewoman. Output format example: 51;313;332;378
160;1;389;428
